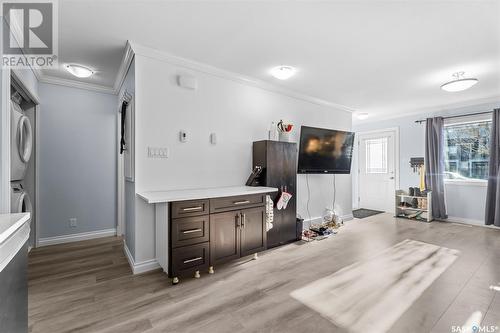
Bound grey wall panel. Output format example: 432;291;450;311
0;242;27;333
38;83;117;238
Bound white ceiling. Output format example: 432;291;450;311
43;0;500;120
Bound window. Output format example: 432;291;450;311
366;137;388;173
444;120;491;181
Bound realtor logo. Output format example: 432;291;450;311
1;0;58;68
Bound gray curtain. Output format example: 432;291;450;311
425;117;447;219
485;108;500;226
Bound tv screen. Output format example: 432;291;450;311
298;126;355;174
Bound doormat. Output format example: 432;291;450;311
352;208;384;219
291;239;459;333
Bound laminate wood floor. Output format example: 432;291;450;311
29;214;500;333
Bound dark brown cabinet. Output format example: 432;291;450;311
210;206;266;265
240;207;266;257
169;193;268;284
253;140;298;248
209;211;241;265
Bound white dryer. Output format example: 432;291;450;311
11;100;33;181
11;183;32;215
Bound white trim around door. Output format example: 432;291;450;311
354;127;400;213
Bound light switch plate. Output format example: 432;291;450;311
148;147;169;158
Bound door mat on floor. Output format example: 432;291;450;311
352;208;384;219
291;239;459;333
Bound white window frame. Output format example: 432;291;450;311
443;114;491;186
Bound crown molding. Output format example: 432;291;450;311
128;41;354;114
353;95;500;125
38;74;116;94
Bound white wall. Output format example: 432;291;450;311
353;101;500;224
38;83;117;238
131;46;352;262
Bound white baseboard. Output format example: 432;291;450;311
38;228;116;247
342;213;354;221
445;216;484;226
443;216;500;230
123;240;161;275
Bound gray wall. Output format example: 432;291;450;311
353;101;500;224
38;83;117;238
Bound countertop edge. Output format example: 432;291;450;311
138;186;279;204
0;213;30;272
0;213;30;245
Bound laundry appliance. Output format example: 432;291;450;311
11;99;33;181
10;182;32;215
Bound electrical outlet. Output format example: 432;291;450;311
69;218;77;228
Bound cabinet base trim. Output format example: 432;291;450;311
123;241;161;275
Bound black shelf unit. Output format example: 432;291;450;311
253;140;298;248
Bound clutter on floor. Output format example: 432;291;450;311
300;209;344;241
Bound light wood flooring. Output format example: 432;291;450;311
28;214;500;333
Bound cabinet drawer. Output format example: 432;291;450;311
171;216;209;248
171;200;209;218
210;194;265;213
171;242;209;277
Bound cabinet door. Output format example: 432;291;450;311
240;206;266;257
280;143;298;243
210;211;240;266
265;141;284;248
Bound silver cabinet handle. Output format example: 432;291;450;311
234;200;250;205
182;206;203;211
183;257;203;264
241;213;246;229
235;214;241;228
182;228;202;234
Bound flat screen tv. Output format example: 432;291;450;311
297;126;355;174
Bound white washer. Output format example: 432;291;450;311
11;100;33;181
11;183;32;215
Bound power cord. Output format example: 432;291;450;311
306;173;312;223
332;174;336;211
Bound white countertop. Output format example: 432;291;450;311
0;213;30;272
138;185;278;204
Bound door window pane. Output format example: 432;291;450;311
366;137;388;173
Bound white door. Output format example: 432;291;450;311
358;130;397;213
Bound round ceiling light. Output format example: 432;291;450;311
440;71;478;92
65;64;94;78
270;66;297;80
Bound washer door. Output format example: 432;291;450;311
14;191;32;214
17;115;33;163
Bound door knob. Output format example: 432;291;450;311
389;176;395;180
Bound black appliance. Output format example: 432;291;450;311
297;126;355;174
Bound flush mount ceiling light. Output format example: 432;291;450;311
270;66;297;80
356;112;369;120
65;64;94;78
440;71;478;92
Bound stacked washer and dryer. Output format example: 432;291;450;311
10;90;34;242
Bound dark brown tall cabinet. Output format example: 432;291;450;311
253;140;298;248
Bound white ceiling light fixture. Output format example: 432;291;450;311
356;112;369;120
270;66;297;80
65;64;95;78
440;71;478;92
